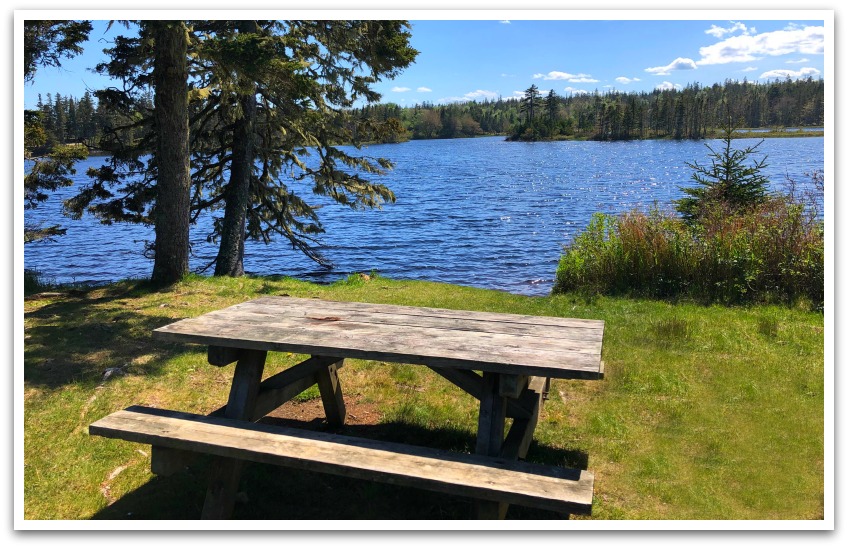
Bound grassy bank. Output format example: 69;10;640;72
23;274;824;520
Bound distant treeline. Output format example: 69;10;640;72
29;77;824;151
355;77;824;142
28;90;152;154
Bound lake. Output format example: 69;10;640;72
24;135;825;296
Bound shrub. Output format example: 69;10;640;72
553;196;823;307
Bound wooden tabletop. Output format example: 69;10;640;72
153;296;605;380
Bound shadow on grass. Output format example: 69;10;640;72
90;420;589;521
24;281;198;389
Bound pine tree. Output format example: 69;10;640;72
676;123;770;224
67;20;417;279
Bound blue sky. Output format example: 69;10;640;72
23;17;827;109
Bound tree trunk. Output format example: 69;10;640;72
151;21;190;285
214;21;258;277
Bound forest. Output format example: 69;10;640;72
357;77;824;141
29;76;824;151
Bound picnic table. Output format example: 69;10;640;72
90;296;605;519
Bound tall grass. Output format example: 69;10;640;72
553;196;823;307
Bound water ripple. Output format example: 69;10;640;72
24;136;824;296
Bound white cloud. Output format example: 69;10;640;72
655;81;682;91
501;73;516;78
786;57;809;64
759;66;821;80
615;76;641;84
439;89;500;103
500;20;511;24
391;86;411;92
705;21;753;38
417;87;432;92
740;66;758;72
698;25;824;65
465;89;498;100
645;57;698;75
563;87;590;95
533;71;597;82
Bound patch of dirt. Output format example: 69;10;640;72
263;395;382;430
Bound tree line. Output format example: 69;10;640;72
352;77;824;142
31;75;825;151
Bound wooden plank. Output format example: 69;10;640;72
150;445;195;476
156;310;601;353
158;307;603;352
90;406;594;516
208;345;241;367
209;355;343;421
476;373;507;457
315;360;346;428
427;366;484;400
499;374;529;399
154;312;604;380
501;381;544;460
199;296;605;331
426;367;538;420
155;355;340;474
475;372;510;519
202;349;266;520
214;299;605;341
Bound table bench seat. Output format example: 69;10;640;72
90;405;594;516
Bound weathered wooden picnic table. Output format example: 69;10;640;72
90;296;605;520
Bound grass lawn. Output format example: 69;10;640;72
22;274;824;520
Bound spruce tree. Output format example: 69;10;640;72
676;123;770;224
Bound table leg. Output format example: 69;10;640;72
201;348;267;519
475;372;509;519
315;358;346;428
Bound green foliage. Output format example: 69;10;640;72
554;195;824;307
66;20;418;275
23;269;53;295
23;20;92;82
677;124;770;223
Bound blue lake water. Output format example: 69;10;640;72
24;135;825;296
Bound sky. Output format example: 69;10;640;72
22;16;827;110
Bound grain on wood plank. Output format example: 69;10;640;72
89;406;594;515
315;360;346;428
215;298;605;342
476;373;507;457
154;314;603;380
475;372;510;519
158;307;603;352
157;310;601;355
215;296;605;330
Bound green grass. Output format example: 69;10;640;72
22;274;824;520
